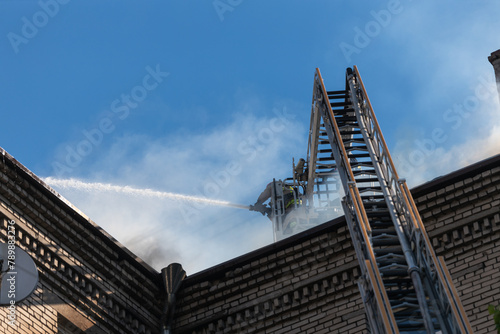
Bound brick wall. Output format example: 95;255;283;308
173;222;365;334
171;155;500;333
0;285;57;334
414;156;500;334
0;145;498;333
0;148;163;334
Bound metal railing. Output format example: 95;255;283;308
350;66;473;333
314;68;400;334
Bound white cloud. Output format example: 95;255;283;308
45;71;500;274
40;2;500;274
45;107;307;274
393;82;500;187
381;3;500;186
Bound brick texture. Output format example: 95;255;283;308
171;155;500;333
0;147;499;333
414;162;500;333
173;223;365;333
0;149;163;333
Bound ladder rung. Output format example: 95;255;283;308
333;108;355;115
371;228;396;236
345;144;369;150
348;153;370;158
359;192;383;198
373;239;401;247
366;211;390;218
339;130;361;135
378;260;407;267
330;102;350;107
351;163;374;169
336;121;358;126
326;90;346;95
386;288;416;295
335;116;357;122
356;177;379;183
374;247;403;256
316;166;335;170
316;171;336;176
358;189;383;196
382;278;412;285
354;170;376;177
380;269;408;277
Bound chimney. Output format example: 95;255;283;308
488;49;500;103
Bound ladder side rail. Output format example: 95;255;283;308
342;199;384;334
306;93;322;207
352;66;401;183
271;180;286;242
347;71;420;273
346;185;400;334
351;69;453;332
401;182;474;333
396;158;471;333
347;72;437;333
271;181;278;242
342;200;389;334
352;65;433;246
365;260;399;334
350;70;423;255
306;73;321;170
313;77;347;211
352;66;473;333
315;68;399;334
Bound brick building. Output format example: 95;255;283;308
0;52;499;333
0;148;163;333
1;147;499;334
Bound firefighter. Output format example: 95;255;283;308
250;182;301;217
249;182;273;216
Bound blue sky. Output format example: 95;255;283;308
1;1;499;274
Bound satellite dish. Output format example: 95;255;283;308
0;243;39;305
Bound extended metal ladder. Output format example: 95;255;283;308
311;67;473;333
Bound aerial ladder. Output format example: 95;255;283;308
308;67;473;333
